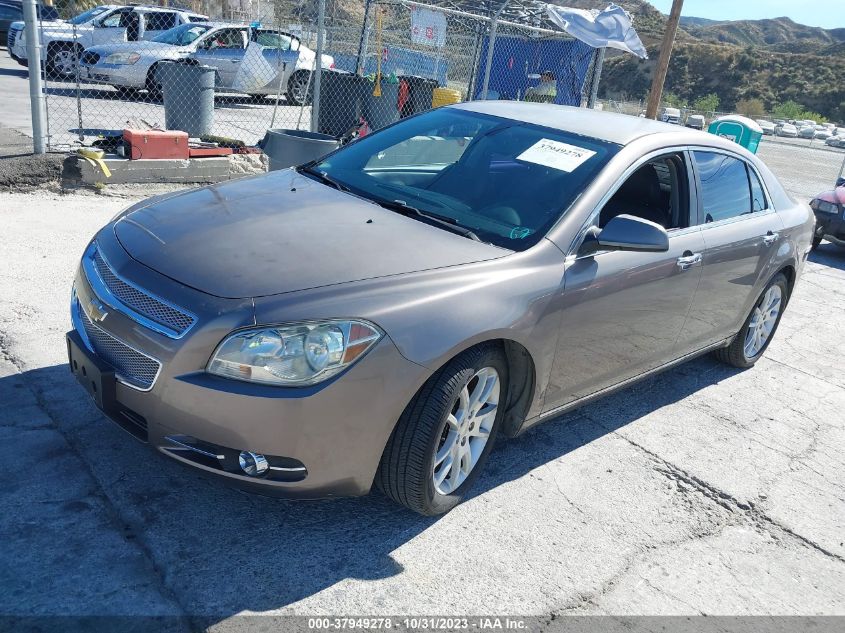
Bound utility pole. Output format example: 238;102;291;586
645;0;683;120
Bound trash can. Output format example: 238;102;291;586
363;80;400;131
317;70;367;138
398;76;438;118
259;129;340;171
707;115;763;154
159;62;215;137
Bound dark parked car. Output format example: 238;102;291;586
810;184;845;249
0;0;58;47
66;103;813;515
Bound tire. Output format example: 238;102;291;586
287;69;312;106
714;273;789;369
145;64;164;100
376;344;508;515
46;43;80;80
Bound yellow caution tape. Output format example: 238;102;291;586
76;147;112;179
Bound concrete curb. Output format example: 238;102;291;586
62;153;268;187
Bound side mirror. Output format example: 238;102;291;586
580;214;669;256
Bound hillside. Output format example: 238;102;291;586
581;0;845;121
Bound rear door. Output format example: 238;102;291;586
676;149;784;353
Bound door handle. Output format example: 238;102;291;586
676;252;702;270
762;231;779;246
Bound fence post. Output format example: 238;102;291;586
311;0;325;132
586;47;605;108
23;0;46;153
355;0;372;75
481;0;508;100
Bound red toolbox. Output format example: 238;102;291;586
123;129;189;160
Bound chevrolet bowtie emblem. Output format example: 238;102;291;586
88;297;109;323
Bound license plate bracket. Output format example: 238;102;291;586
66;330;117;412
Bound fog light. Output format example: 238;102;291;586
239;451;269;476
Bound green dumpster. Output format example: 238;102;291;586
707;115;763;154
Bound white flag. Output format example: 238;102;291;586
546;3;648;59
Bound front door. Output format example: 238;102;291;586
194;28;247;88
543;152;705;412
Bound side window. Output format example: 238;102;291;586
98;8;129;27
598;153;691;230
145;12;176;31
204;28;246;49
748;165;768;212
693;151;752;223
253;30;293;50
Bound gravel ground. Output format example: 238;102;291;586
1;135;844;629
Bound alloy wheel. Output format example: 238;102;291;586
289;71;311;104
431;366;500;495
743;284;782;360
52;48;78;77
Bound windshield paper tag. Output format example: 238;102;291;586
516;140;596;172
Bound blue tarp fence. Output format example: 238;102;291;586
473;35;595;105
332;47;449;86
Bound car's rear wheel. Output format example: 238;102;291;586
377;344;508;515
715;273;788;368
287;70;312;106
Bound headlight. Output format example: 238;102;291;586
207;320;383;386
104;52;140;65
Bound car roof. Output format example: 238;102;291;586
451;101;690;146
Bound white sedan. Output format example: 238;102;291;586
79;22;333;105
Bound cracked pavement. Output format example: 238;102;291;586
1;140;844;627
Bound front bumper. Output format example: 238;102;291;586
79;62;147;88
68;231;430;499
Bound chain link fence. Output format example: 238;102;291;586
12;0;604;152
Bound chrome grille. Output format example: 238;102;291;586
8;28;18;50
78;303;161;390
92;249;195;336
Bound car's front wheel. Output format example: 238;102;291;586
47;43;80;79
715;273;789;368
377;344;508;515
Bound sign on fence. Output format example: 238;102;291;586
410;7;446;48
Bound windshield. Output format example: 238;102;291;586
313;108;618;250
152;23;211;45
68;5;108;24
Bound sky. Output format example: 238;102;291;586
645;0;845;29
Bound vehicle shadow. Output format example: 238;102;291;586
810;243;845;270
44;85;290;110
0;67;28;78
6;354;740;623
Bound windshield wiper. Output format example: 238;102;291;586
298;166;349;192
377;198;481;242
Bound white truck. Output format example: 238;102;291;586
7;4;207;78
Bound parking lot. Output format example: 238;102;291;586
2;90;845;628
0;51;311;148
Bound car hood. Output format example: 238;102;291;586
113;169;509;299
